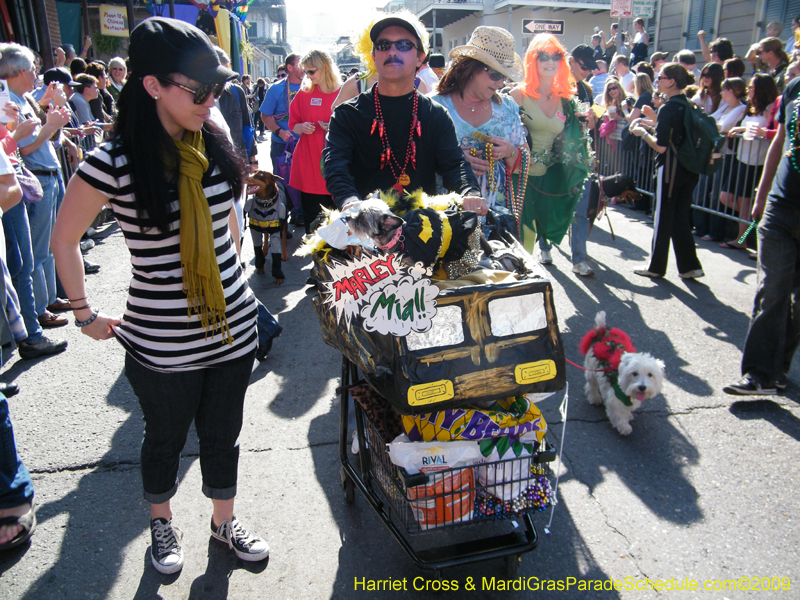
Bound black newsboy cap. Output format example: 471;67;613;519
129;17;236;83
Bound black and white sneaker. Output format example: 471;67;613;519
722;376;777;396
150;518;184;574
210;517;269;561
775;373;788;391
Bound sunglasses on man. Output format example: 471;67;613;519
374;39;418;52
156;76;226;104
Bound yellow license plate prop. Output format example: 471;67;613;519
515;360;557;384
407;380;455;406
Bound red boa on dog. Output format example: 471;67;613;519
578;325;636;371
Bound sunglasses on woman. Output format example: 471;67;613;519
537;51;564;62
483;66;506;81
374;39;418;52
608;86;619;91
157;76;226;104
303;69;317;76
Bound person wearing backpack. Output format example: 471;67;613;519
629;62;705;279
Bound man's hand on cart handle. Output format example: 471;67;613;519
463;195;489;216
340;196;362;212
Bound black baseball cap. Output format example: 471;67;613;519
571;45;598;71
129;17;236;83
370;14;423;48
43;67;80;87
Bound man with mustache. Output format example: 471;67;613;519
322;13;486;215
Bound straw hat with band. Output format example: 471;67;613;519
449;26;524;82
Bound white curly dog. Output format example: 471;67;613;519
580;312;665;435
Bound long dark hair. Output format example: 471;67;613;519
437;57;502;105
748;72;779;115
699;62;724;113
113;76;245;233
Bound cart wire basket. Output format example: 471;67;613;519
339;357;557;576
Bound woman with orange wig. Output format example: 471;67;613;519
510;34;593;259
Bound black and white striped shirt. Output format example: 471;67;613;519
77;141;257;371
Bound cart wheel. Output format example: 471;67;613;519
340;466;355;504
505;555;520;578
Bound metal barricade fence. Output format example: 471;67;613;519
594;128;770;226
56;130;98;181
56;131;107;229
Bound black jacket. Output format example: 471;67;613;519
218;82;255;159
323;88;480;207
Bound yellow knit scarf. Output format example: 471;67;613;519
174;130;232;345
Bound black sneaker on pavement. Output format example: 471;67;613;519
18;337;68;360
722;376;777;396
775;373;788;390
150;517;184;574
84;259;101;274
210;517;269;561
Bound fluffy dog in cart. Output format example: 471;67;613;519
579;311;665;435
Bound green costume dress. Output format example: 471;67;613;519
514;95;592;251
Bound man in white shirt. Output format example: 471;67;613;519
612;54;634;94
590;60;608;102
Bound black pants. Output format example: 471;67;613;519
647;163;702;275
300;191;335;235
125;349;256;503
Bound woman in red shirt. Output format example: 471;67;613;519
288;50;341;233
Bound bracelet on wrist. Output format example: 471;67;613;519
75;309;99;328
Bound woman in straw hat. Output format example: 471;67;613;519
510;33;593;259
431;26;528;215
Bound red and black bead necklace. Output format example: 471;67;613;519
371;84;422;191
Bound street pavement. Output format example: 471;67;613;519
1;139;799;599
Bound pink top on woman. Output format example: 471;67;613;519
288;87;337;194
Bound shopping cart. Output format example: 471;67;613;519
308;249;565;576
336;357;557;576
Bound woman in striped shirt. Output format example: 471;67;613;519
51;18;267;574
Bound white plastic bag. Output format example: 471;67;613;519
388;435;482;474
388;435;482;529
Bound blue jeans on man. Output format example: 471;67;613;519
26;173;60;316
3;203;44;344
256;300;282;361
0;393;34;511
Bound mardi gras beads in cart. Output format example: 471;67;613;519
473;466;554;520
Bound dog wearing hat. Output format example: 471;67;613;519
579;311;665;435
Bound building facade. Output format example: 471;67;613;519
401;0;796;63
